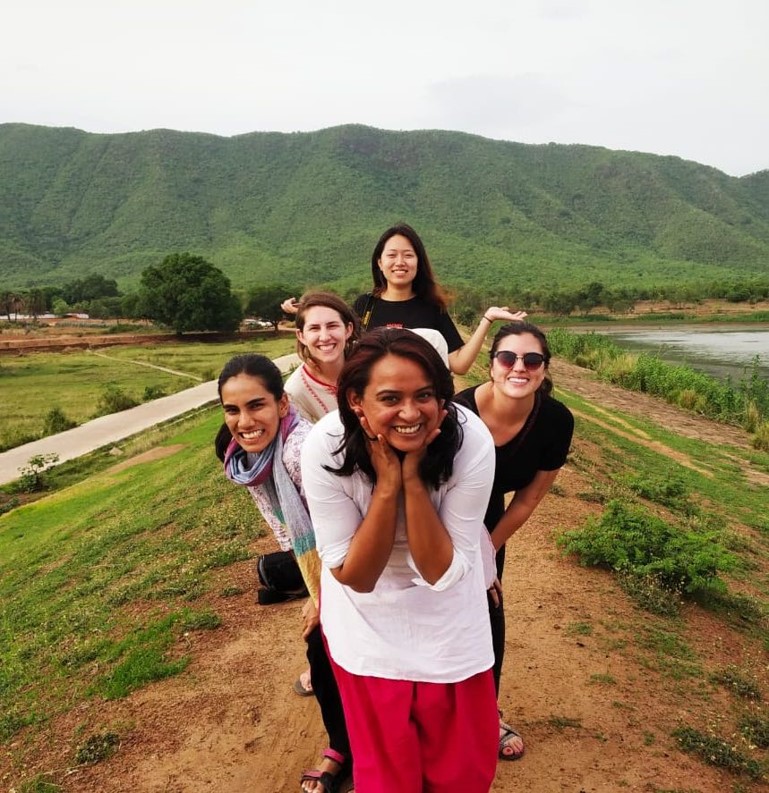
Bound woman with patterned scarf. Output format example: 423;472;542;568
218;353;352;793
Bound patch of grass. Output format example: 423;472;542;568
710;666;761;700
220;585;245;597
548;715;582;730
739;713;769;748
180;608;222;631
589;673;616;685
672;725;762;779
19;775;63;793
624;473;697;515
74;731;120;765
636;627;702;680
0;337;295;453
566;621;593;636
618;571;682;617
91;614;191;700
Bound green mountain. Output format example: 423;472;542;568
1;122;767;293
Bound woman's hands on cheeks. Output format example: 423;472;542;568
400;406;447;482
354;409;402;494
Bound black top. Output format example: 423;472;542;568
352;293;464;352
454;385;574;532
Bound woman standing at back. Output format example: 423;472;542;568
283;223;525;374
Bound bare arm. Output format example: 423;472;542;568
448;307;528;375
401;462;454;585
489;468;561;551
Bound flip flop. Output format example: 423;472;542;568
499;720;525;761
293;671;314;697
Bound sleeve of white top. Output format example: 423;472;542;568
301;419;363;569
409;409;496;591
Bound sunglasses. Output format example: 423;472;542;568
491;351;547;371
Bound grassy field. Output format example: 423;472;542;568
0;408;260;743
0;336;297;451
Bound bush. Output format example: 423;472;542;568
14;453;60;493
558;499;735;596
42;407;77;435
752;419;769;452
93;384;139;417
143;384;167;401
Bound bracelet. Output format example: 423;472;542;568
483;315;493;323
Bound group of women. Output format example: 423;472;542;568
216;223;574;793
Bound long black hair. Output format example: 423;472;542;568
369;223;450;311
329;327;462;489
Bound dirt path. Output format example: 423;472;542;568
10;360;769;793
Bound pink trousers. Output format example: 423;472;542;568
330;659;498;793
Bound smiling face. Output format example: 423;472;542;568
221;373;288;454
349;353;442;452
377;233;418;290
296;305;352;369
490;332;547;399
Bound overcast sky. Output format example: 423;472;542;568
3;0;767;177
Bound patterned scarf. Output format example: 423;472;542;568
224;405;317;558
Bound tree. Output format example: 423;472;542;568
138;253;242;334
245;283;293;331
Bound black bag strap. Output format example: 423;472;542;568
360;293;375;330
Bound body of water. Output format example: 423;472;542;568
593;327;769;383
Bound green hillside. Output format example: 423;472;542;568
1;123;767;292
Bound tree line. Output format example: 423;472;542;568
3;252;769;333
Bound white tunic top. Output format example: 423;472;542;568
301;406;496;683
284;363;339;423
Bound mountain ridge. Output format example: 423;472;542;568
1;122;767;292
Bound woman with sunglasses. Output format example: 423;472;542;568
455;321;574;763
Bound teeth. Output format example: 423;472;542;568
241;429;264;439
394;425;421;435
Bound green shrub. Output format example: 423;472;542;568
14;453;60;493
142;384;167;401
672;726;761;778
42;406;77;435
740;713;769;748
558;499;735;596
74;732;120;765
752;419;769;452
93;384;139;416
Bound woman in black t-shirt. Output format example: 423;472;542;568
455;321;574;763
283;223;525;374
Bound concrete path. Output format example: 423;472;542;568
0;353;299;486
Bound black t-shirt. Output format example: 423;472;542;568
454;385;574;532
352;293;464;353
